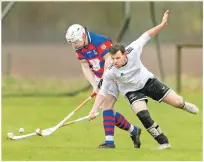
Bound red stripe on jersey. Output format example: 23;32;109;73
96;75;103;78
81;44;95;53
97;40;112;54
76;52;85;59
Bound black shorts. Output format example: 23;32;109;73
125;78;171;105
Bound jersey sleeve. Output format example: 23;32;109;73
99;69;114;96
97;39;112;59
132;32;151;49
75;52;86;63
127;32;151;57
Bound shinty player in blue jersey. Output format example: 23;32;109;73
65;24;141;148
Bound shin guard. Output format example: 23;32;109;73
137;110;169;144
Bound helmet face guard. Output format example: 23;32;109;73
65;24;86;50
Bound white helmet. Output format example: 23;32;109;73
65;24;86;43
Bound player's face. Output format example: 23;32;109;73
71;40;85;49
111;51;127;68
70;34;86;50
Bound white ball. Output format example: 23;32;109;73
19;128;24;133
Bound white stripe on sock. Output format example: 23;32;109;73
106;135;114;141
128;125;134;133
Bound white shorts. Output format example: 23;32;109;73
96;78;119;100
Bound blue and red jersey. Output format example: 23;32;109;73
75;31;112;79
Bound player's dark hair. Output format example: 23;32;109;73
109;44;126;55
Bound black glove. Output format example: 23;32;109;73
97;79;103;89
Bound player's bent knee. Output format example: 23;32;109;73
136;110;154;129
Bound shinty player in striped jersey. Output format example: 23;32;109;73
89;10;199;150
65;24;142;149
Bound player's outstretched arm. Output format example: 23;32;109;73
88;71;113;120
147;10;169;37
89;93;105;120
130;10;169;50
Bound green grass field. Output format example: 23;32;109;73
2;88;202;161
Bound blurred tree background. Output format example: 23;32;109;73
2;1;202;95
2;1;202;44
